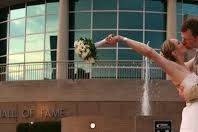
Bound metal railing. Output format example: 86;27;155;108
0;60;166;81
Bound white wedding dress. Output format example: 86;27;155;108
180;73;198;132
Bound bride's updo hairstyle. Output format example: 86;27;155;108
160;39;176;62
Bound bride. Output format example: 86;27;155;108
104;34;198;132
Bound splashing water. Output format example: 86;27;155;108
141;42;151;116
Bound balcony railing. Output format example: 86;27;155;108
0;60;166;81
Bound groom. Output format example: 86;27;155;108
180;17;198;73
178;17;198;132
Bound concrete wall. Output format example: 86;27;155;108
0;79;183;101
0;79;185;132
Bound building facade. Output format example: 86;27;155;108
0;0;197;132
0;0;197;80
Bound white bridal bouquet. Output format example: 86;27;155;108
74;37;97;64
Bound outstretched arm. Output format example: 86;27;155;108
94;39;107;48
106;35;191;85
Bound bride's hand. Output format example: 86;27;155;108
105;34;119;45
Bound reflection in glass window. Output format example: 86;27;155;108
0;22;8;38
0;7;9;22
119;0;143;10
10;19;25;36
69;31;91;48
26;34;44;51
69;0;91;11
96;49;116;60
10;5;25;20
69;12;91;29
27;3;45;16
8;64;24;81
26;16;45;34
93;12;117;29
46;15;58;32
0;39;7;56
145;0;166;12
9;37;25;54
93;0;116;10
47;2;59;14
25;63;44;80
119;12;143;29
118;49;142;60
145;13;166;30
9;54;24;63
118;31;143;47
145;31;166;48
92;30;117;48
25;52;44;62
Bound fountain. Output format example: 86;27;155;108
141;41;151;116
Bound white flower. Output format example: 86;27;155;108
74;38;97;64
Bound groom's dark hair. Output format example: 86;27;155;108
160;40;176;62
181;17;198;37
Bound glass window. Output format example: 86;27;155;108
93;0;117;10
69;31;91;48
69;12;91;29
145;13;166;30
93;12;117;29
96;49;116;60
92;30;117;48
177;14;182;32
10;19;25;37
119;0;143;10
0;39;7;56
25;52;44;62
176;0;183;14
177;33;182;41
25;63;44;80
145;0;166;12
145;31;166;48
46;15;58;32
9;54;24;63
118;31;143;47
118;49;142;60
0;56;6;64
26;16;45;34
118;66;141;79
26;34;44;51
45;32;57;50
119;12;143;29
27;1;45;16
69;0;91;11
46;1;59;14
0;7;9;22
183;2;198;16
45;51;57;61
10;4;26;20
0;22;8;38
69;50;74;60
9;37;25;54
8;64;24;81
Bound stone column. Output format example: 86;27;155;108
56;0;69;79
166;0;177;80
166;0;177;39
